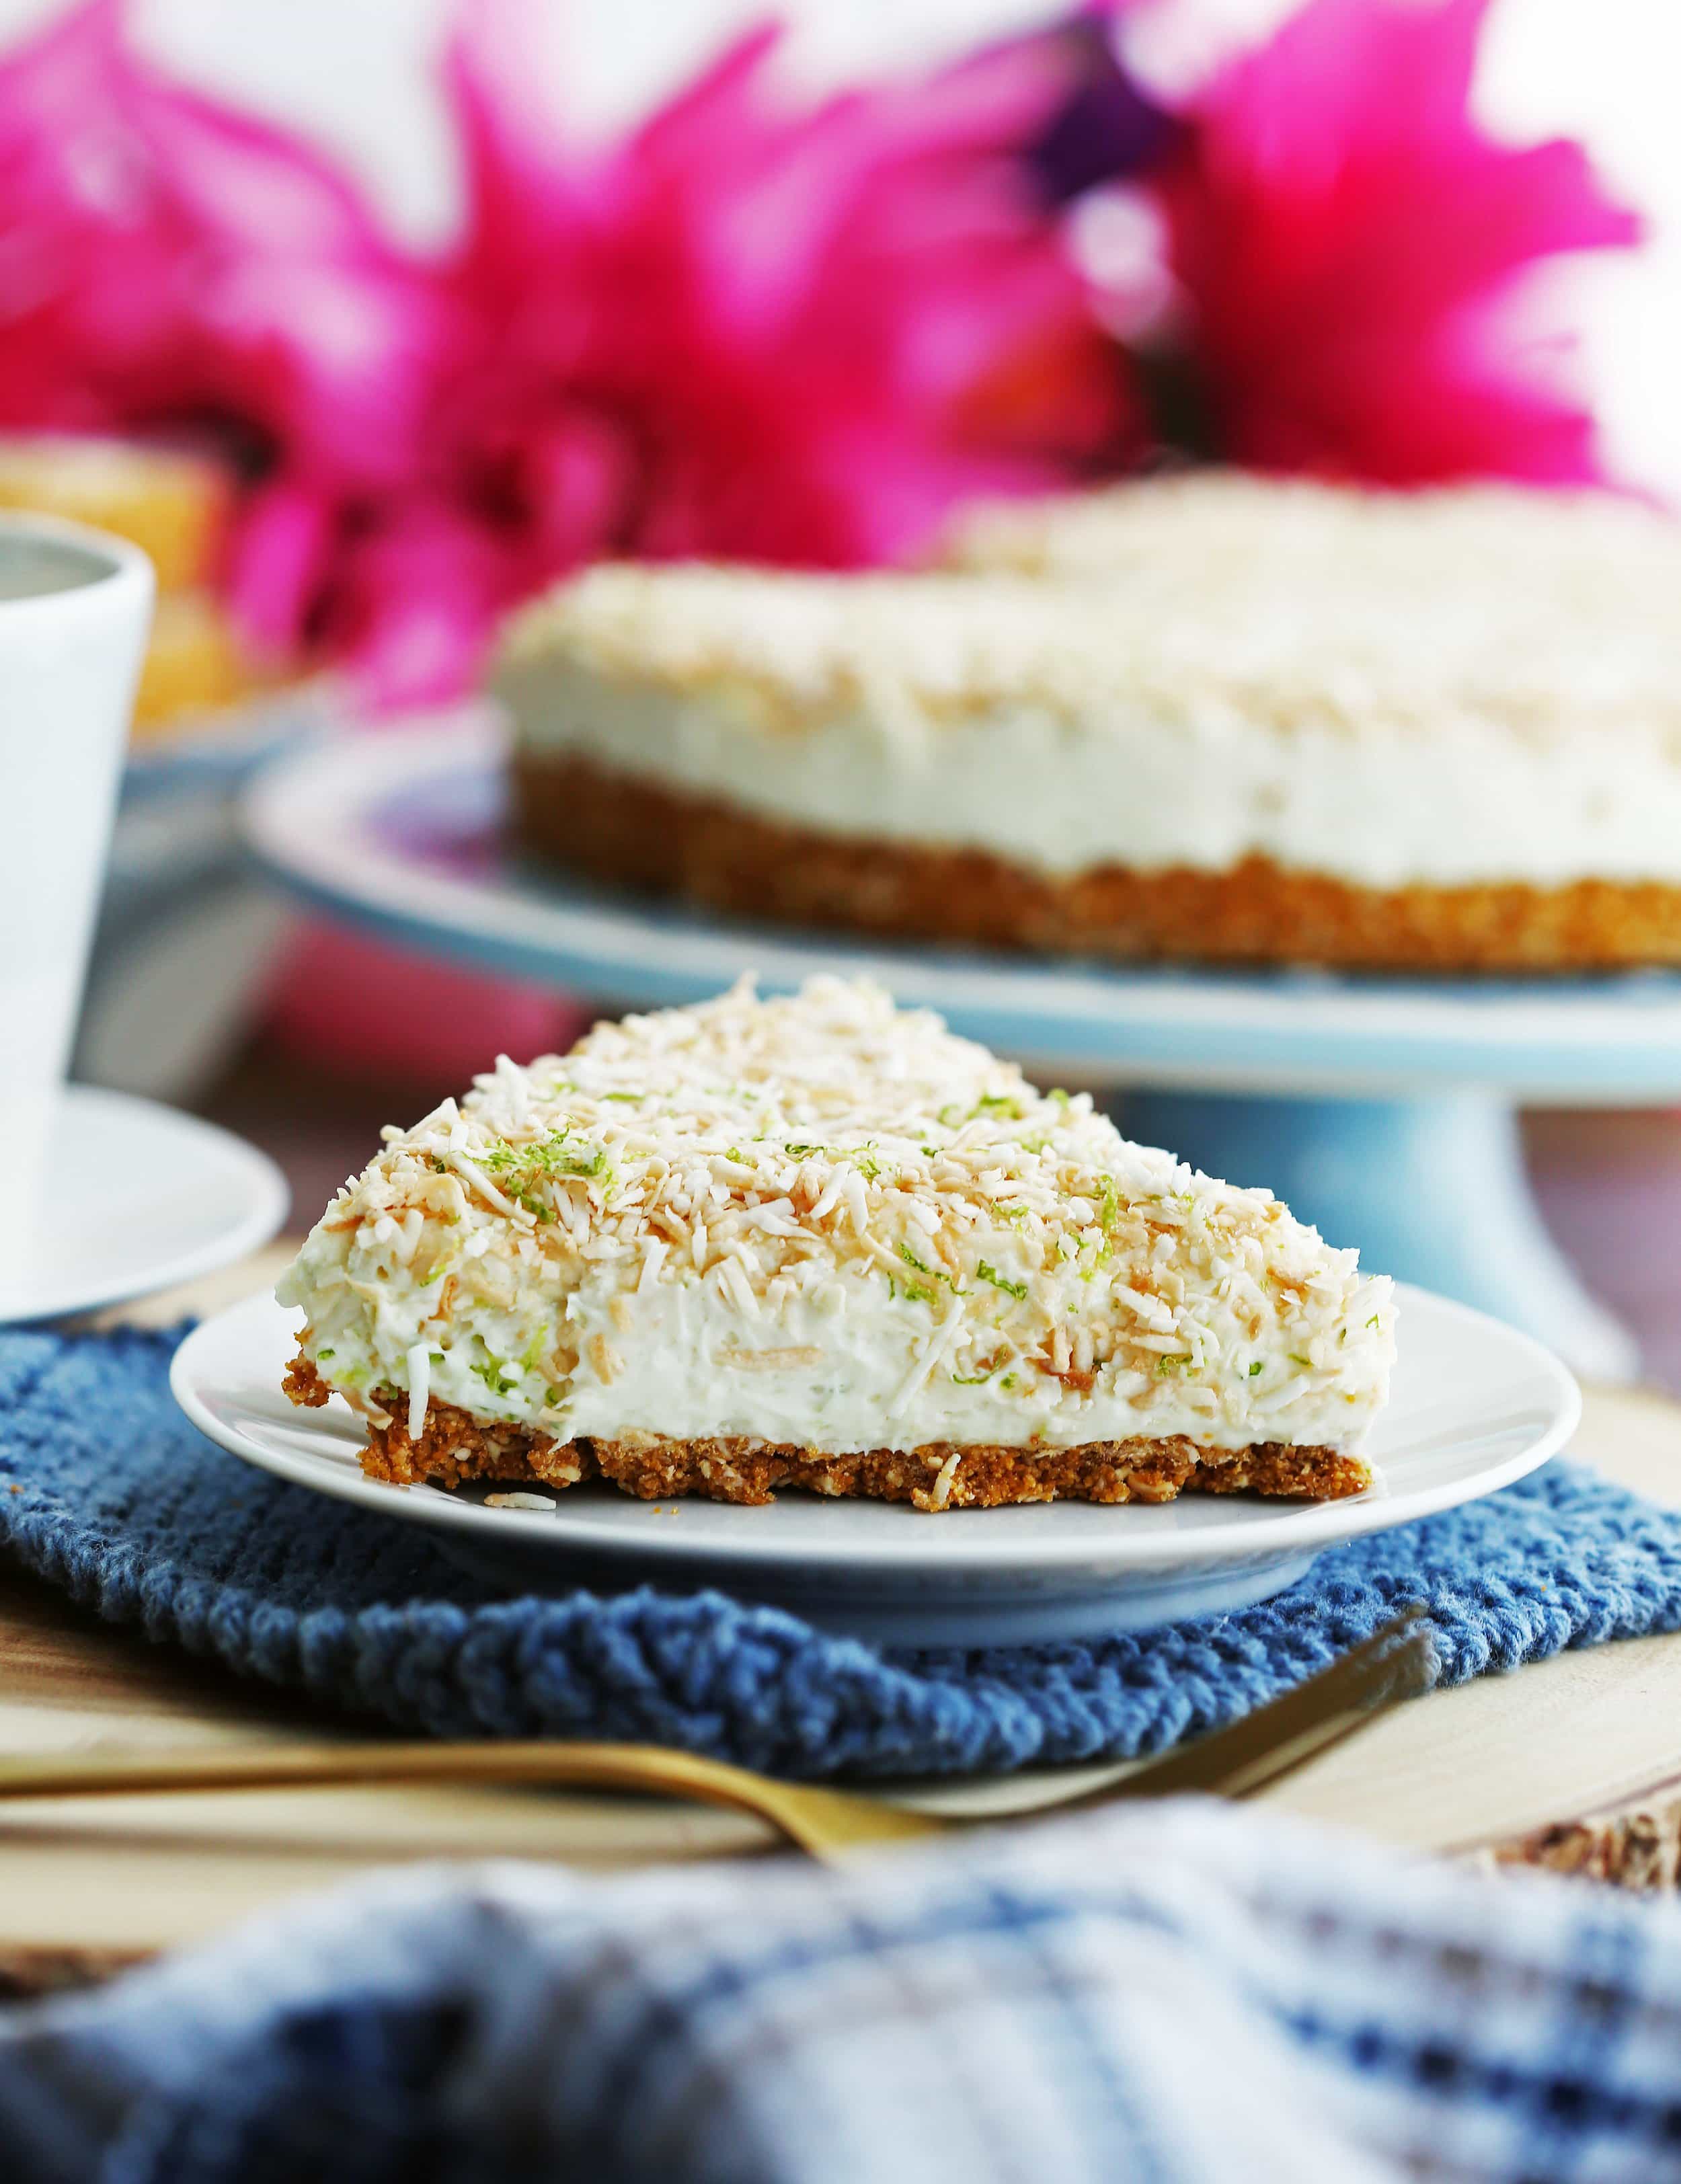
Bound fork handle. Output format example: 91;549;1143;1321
0;1740;943;1859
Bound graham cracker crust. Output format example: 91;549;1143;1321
512;751;1681;972
284;1352;1370;1512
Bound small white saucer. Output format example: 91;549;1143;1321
171;1284;1578;1646
1;1086;289;1324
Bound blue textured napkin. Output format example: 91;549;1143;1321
6;1800;1681;2183
4;1321;1681;1779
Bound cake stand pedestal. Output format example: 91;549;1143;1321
243;714;1681;1383
1122;1091;1637;1383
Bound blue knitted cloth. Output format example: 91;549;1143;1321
5;1321;1681;1780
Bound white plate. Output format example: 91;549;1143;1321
1;1087;289;1324
172;1284;1579;1646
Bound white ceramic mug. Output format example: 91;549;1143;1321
0;517;154;1257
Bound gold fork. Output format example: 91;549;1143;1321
0;1611;1432;1861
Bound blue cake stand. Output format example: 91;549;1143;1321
244;713;1681;1382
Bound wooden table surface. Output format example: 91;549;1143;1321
4;1247;1681;1965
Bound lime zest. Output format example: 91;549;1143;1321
471;1356;521;1399
970;1091;1027;1122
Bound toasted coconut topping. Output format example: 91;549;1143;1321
500;479;1681;746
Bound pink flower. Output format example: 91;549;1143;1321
0;1;446;522
1151;0;1640;483
268;13;1126;700
0;3;1121;700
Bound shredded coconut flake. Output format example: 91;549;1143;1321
405;1343;431;1442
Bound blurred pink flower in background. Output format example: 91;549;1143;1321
0;0;446;563
244;13;1126;702
0;1;1122;703
1152;0;1641;482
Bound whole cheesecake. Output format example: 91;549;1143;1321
495;477;1681;972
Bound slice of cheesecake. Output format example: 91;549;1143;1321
278;980;1393;1510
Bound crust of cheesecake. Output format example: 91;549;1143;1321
512;750;1681;973
284;1352;1370;1512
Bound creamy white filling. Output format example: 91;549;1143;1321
544;1286;1384;1453
502;660;1681;892
281;1237;1392;1459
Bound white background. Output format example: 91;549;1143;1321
1;0;1676;496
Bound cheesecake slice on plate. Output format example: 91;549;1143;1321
278;980;1394;1510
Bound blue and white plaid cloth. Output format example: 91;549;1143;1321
5;1799;1681;2183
